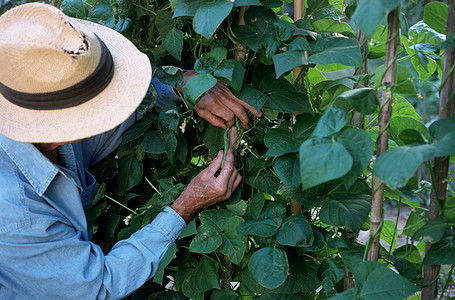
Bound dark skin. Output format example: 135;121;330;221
35;75;258;221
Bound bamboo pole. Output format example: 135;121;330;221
422;1;455;298
367;7;400;262
289;0;305;216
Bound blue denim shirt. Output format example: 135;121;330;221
0;79;186;299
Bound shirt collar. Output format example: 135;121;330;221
0;133;59;197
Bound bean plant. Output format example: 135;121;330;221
4;0;454;298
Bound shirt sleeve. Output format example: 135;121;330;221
0;206;186;300
81;78;182;166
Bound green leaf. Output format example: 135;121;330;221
164;28;183;61
287;37;312;51
423;232;455;265
87;4;114;27
173;0;204;17
276;214;313;247
244;193;265;221
300;138;353;190
215;60;245;93
199;209;236;232
338;129;374;189
375;64;417;94
234;0;262;6
392;95;422;120
312;107;347;138
424;2;449;34
443;197;455;223
206;47;228;65
153;243;177;285
408;20;446;46
248;247;289;289
262;78;312;113
233;84;267;113
219;216;248;265
121;116;155;145
159;103;180;133
402;207;429;237
308;37;362;67
274;21;296;41
183;73;217;105
312;19;354;35
389;116;428;146
210;289;241;300
181;258;219;296
189;224;223;253
272;50;308;78
193;0;234;39
245;169;280;195
202;124;225;157
194;56;219;74
352;261;420;299
265;128;302;157
179;219;197;240
336;88;379;115
319;258;345;293
373;145;436;189
141;131;166;154
273;155;301;191
429;117;455;157
115;153;143;194
412;215;447;243
319;194;371;234
156;66;184;89
61;0;87;19
351;0;401;37
238;217;282;237
165;132;178;162
155;10;174;39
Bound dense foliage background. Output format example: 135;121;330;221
2;0;455;299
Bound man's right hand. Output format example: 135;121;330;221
170;149;241;222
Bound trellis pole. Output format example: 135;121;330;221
367;6;400;262
422;1;455;298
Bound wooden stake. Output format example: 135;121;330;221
367;7;400;262
422;1;455;298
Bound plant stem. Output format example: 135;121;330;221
145;177;161;195
438;264;454;300
389;197;402;253
368;6;400;262
105;195;138;215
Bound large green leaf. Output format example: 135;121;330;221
248;247;289;289
351;261;420;299
443;197;455;223
402;207;429;237
338;129;374;189
351;0;402;37
245;169;280;195
312;107;347;138
389;116;428;146
300;138;353;190
408;20;446;46
412;215;447;243
429;117;455;157
312;19;354;35
336;88;379;115
193;0;233;39
319;194;371;234
238;217;282;237
272;51;308;78
215;60;244;93
234;0;261;6
308;37;362;67
121;116;155;145
181;258;219;297
234;84;268;113
392;95;422;120
375;64;417;95
373;145;436;189
115;153;143;194
264;78;312;114
199;209;236;232
273;155;301;191
265;128;303;157
201;124;225;157
219;216;247;265
423;231;455;265
173;0;204;17
276;214;313;247
244;193;265;221
61;0;87;18
194;56;219;74
189;224;223;253
423;2;448;34
164;28;183;61
87;4;114;27
183;73;217;105
319;258;345;293
141;131;166;154
155;10;174;40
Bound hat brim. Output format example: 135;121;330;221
0;18;152;143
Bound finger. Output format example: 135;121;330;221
195;108;227;129
218;150;235;178
221;97;249;129
205;150;224;175
220;84;262;118
203;91;236;127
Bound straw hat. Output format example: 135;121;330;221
0;3;152;143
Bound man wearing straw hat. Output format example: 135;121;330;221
0;3;260;299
